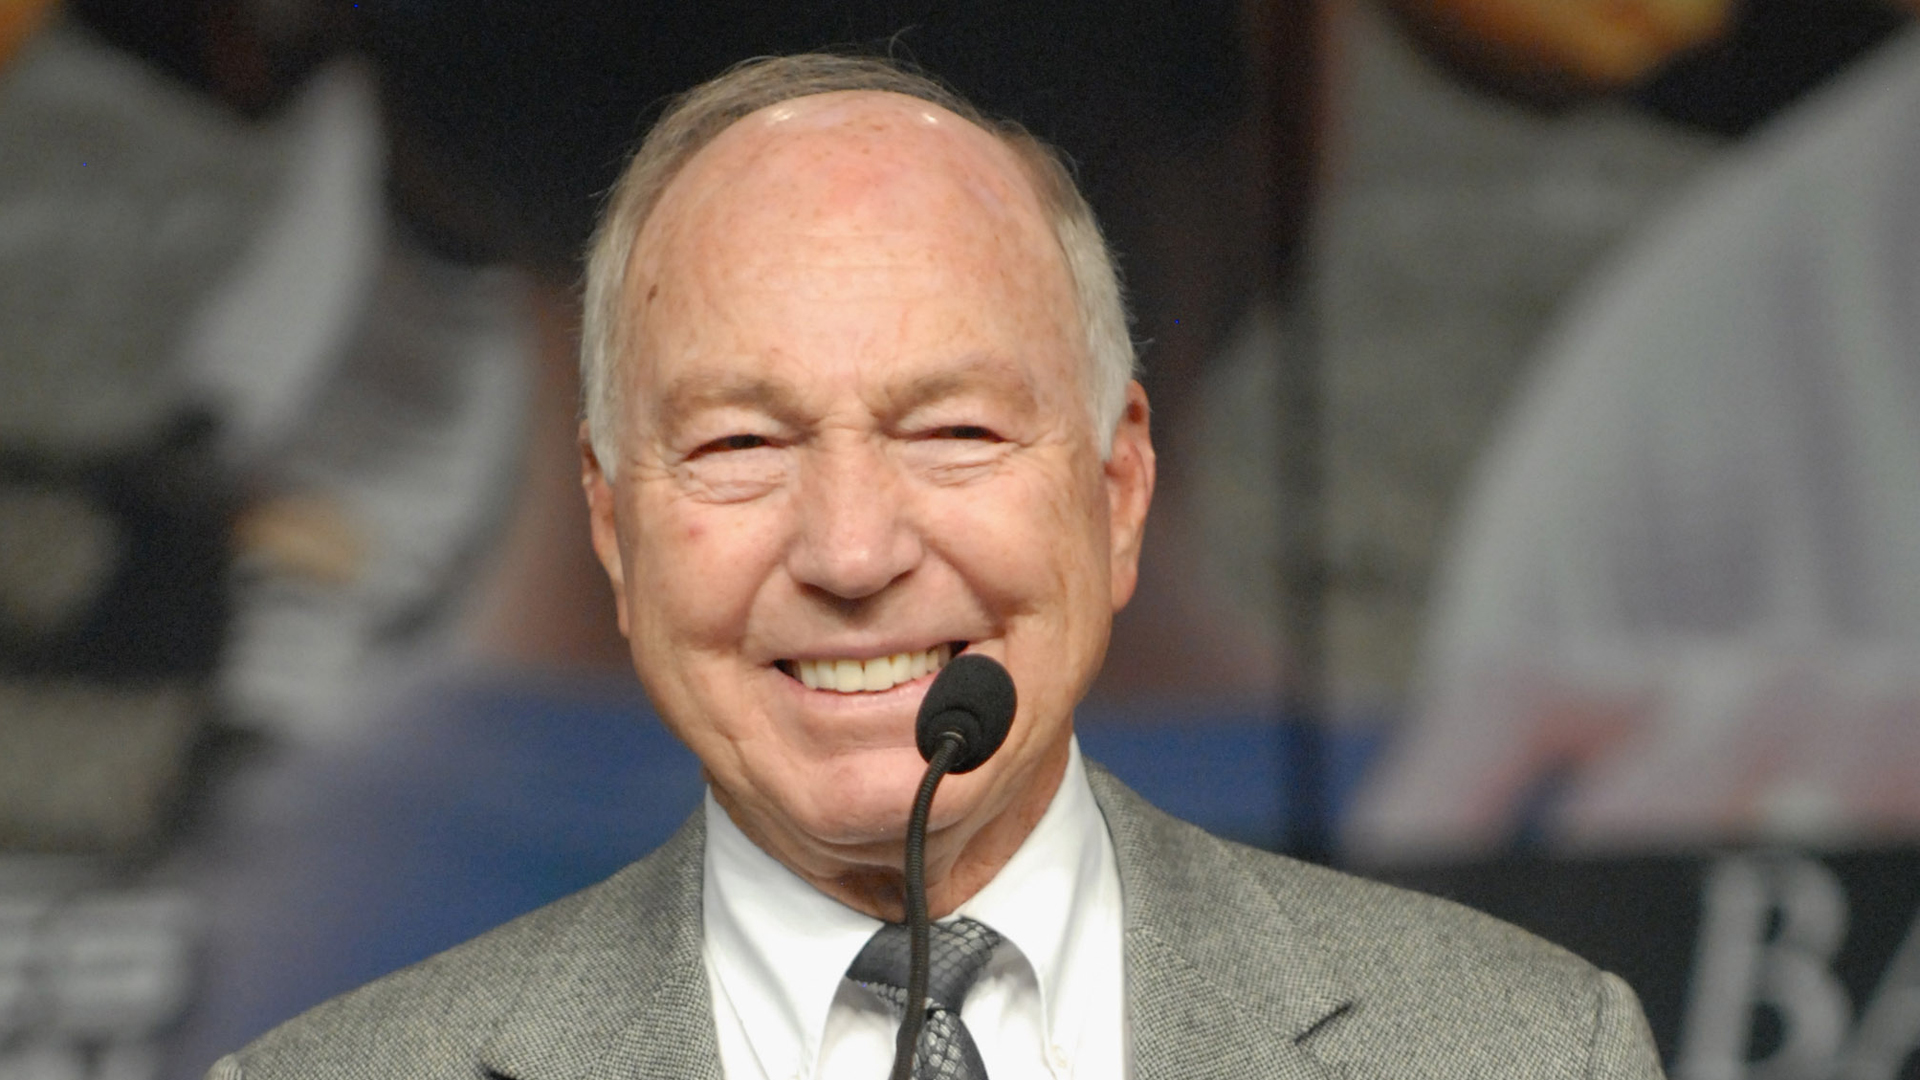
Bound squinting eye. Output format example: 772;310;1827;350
696;433;771;455
935;425;999;441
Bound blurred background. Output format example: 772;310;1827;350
2;0;1917;1076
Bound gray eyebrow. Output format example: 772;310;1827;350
651;351;1042;440
880;354;1041;420
652;372;812;438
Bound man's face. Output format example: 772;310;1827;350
584;92;1153;886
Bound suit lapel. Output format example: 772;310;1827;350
1088;765;1353;1080
478;812;723;1080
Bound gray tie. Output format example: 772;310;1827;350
848;916;1002;1080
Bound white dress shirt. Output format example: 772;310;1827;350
703;737;1128;1080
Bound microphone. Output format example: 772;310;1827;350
889;652;1016;1080
915;652;1016;773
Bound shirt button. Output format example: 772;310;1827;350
1049;1044;1070;1071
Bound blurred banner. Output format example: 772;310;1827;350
1381;847;1920;1080
0;859;200;1080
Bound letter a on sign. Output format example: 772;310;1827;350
1839;908;1920;1080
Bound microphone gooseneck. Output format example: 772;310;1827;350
889;653;1016;1080
892;734;962;1080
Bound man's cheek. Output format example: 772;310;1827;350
959;476;1091;594
645;518;775;633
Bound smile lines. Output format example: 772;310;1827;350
780;643;957;693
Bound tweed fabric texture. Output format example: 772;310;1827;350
849;917;1002;1079
208;762;1665;1080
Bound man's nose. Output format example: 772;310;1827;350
787;441;924;601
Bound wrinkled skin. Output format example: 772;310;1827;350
583;91;1155;920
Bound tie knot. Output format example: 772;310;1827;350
848;916;1002;1012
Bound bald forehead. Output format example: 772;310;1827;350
708;89;1026;181
631;90;1063;288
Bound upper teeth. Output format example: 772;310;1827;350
795;644;953;693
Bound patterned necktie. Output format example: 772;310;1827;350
848;916;1003;1080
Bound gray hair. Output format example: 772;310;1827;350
580;53;1136;475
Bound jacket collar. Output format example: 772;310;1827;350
1087;764;1354;1080
478;811;722;1080
478;763;1354;1080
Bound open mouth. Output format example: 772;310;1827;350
776;642;969;693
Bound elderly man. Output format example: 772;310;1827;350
211;55;1663;1080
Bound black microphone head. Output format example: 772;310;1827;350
915;652;1016;774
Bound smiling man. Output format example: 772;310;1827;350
211;55;1664;1080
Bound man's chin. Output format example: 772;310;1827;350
714;746;1012;873
815;766;1008;848
793;784;936;850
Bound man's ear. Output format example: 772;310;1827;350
580;424;632;638
1105;380;1155;611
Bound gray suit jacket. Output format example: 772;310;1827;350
210;765;1664;1079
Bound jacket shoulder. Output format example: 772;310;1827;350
1092;761;1593;979
1259;851;1661;1077
209;813;704;1080
1259;849;1666;1076
1088;765;1662;1078
210;890;584;1079
1250;839;1594;979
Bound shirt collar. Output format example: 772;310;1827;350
702;735;1112;1078
952;737;1115;1050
